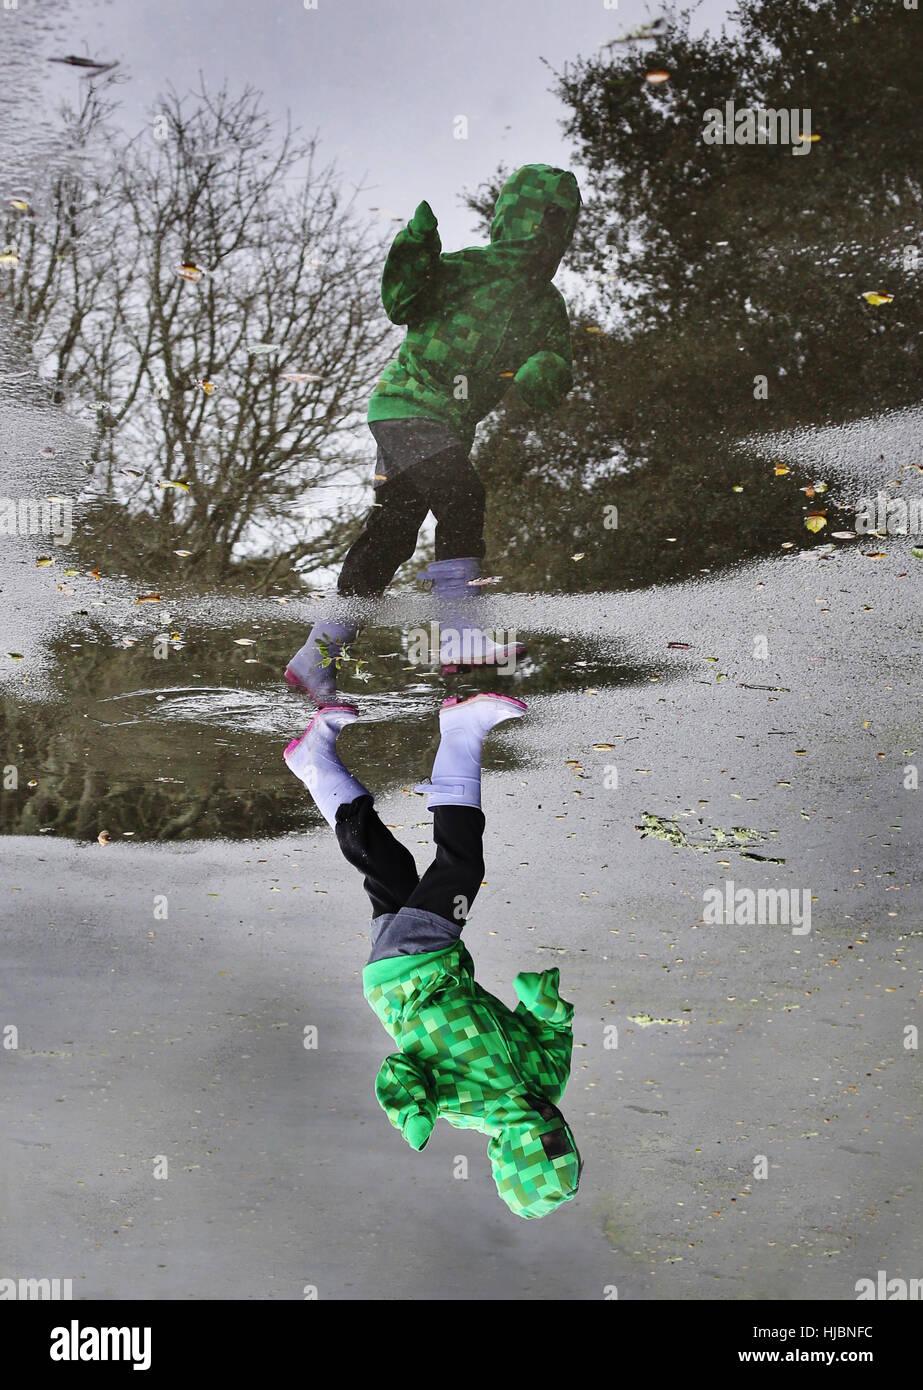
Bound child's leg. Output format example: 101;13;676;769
411;447;487;562
334;792;421;918
402;804;486;926
405;693;527;925
337;471;429;598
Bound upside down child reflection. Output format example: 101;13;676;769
285;162;582;705
283;691;582;1219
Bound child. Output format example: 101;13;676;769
283;691;583;1219
285;163;583;705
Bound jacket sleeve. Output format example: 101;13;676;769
374;1051;438;1151
512;968;575;1102
380;200;443;327
512;294;574;411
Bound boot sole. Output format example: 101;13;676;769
441;692;528;713
284;704;359;760
284;666;353;712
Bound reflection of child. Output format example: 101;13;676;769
286;163;582;704
284;692;582;1218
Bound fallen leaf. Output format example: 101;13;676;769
135;593;162;603
35;557;54;567
97;830;111;846
645;70;670;83
48;55;118;75
173;549;192;557
774;464;790;475
177;261;204;282
862;292;893;306
804;513;827;533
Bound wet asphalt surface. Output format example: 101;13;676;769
2;403;921;1299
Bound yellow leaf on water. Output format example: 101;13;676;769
157;478;189;493
9;198;29;212
646;70;670;83
35;557;54;567
173;549;192;556
593;743;615;750
774;465;790;475
135;593;162;603
804;513;827;533
234;638;256;646
571;552;586;561
862;292;893;306
0;250;20;266
177;261;204;282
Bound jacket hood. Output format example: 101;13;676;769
488;163;581;276
486;1091;582;1219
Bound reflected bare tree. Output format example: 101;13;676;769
1;78;394;587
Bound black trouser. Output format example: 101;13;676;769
337;448;486;599
334;793;485;924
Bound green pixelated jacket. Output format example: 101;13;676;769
362;941;582;1219
367;163;582;452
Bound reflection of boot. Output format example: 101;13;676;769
418;558;526;673
285;619;360;706
284;704;366;826
415;692;527;809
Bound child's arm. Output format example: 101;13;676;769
380;200;443;326
512;296;574;412
374;1051;438;1150
512;968;575;1102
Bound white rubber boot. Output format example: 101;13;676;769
284;618;360;706
415;692;528;810
283;704;366;827
418;557;526;673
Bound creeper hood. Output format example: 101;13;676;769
487;163;582;278
485;1091;582;1219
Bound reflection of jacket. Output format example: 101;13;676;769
363;941;582;1219
368;164;582;452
